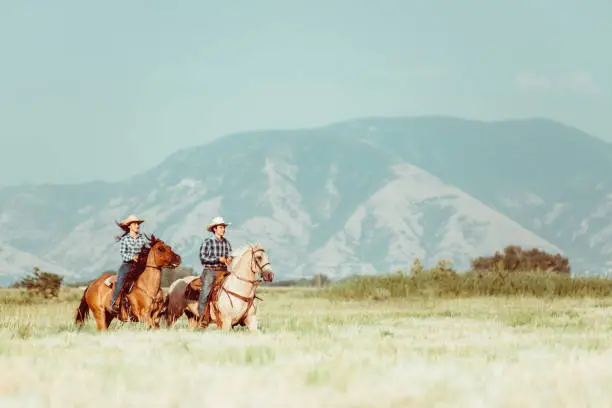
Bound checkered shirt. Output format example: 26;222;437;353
119;233;147;263
199;235;232;268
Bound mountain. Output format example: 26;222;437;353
0;244;72;287
1;116;611;284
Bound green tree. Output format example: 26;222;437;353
16;267;64;298
471;245;570;274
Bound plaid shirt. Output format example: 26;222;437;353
200;235;232;268
119;233;147;263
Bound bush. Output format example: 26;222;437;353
471;245;570;274
312;273;331;287
13;267;64;299
161;266;195;287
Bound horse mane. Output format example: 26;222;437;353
125;234;161;280
229;243;252;269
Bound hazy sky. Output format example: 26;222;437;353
1;0;610;187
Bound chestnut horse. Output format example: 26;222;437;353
163;243;274;331
74;234;181;331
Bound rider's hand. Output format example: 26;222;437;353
133;256;138;262
219;256;227;264
226;256;233;265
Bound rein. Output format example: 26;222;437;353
131;248;164;302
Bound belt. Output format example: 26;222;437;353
205;265;227;271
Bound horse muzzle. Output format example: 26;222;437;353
261;268;274;282
170;254;182;268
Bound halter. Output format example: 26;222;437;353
231;247;269;284
218;246;270;321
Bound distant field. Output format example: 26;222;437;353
2;286;612;407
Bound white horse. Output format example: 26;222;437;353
162;243;274;331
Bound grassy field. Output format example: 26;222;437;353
2;286;612;407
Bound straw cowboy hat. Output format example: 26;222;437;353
119;214;145;228
207;216;231;232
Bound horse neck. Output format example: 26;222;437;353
227;250;255;294
136;250;162;291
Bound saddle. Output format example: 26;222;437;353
103;275;138;322
103;274;137;294
184;271;232;327
184;271;230;302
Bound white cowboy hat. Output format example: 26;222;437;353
119;214;145;227
207;216;231;232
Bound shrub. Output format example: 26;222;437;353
312;273;330;287
161;266;195;287
471;245;570;274
13;267;64;299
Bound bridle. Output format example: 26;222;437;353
132;243;175;304
219;246;271;319
231;247;269;285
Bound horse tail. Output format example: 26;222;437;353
74;286;90;325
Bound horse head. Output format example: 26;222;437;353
228;242;274;282
146;234;182;269
246;243;274;282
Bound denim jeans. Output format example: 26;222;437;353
111;262;132;307
198;268;221;316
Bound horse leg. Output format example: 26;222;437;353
243;312;258;332
105;310;115;329
139;304;155;329
128;294;154;329
150;305;162;329
151;314;161;329
151;290;165;329
143;299;161;330
220;315;233;331
91;307;108;331
184;309;198;329
165;310;180;328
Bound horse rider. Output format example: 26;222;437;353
110;214;147;313
197;216;233;326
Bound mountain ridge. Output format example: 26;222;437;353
1;115;610;283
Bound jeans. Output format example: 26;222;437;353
198;268;221;316
111;262;132;307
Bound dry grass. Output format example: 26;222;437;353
2;286;612;407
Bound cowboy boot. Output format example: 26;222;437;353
110;297;121;314
198;303;211;328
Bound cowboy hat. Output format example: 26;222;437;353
207;216;231;232
119;214;145;227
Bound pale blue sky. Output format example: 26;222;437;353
1;0;610;186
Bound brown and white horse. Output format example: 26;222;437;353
163;243;274;331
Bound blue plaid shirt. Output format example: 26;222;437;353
200;235;232;268
119;233;147;263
